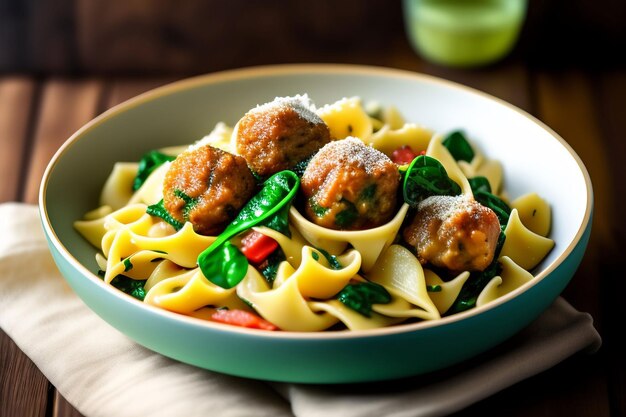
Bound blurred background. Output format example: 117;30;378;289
1;0;625;75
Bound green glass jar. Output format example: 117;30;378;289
403;0;528;67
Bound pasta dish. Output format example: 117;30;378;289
75;95;554;331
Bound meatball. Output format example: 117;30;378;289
235;95;331;178
403;195;501;272
163;145;256;236
301;137;400;230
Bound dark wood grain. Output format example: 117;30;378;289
0;77;36;202
22;78;102;204
0;76;49;417
52;391;84;417
0;332;49;417
105;77;178;108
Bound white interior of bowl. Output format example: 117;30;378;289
41;64;592;336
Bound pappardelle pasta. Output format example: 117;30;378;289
75;94;555;332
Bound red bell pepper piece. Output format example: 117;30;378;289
211;309;278;330
391;145;419;165
240;230;279;264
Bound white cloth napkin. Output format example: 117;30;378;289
0;203;601;417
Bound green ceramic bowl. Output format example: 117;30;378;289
39;64;592;383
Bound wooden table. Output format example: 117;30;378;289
1;52;625;416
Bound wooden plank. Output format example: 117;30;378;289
0;77;36;202
52;391;84;417
0;330;49;417
22;78;102;204
105;77;178;108
0;77;49;417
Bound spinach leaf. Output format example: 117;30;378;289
260;204;291;237
146;199;184;230
442;131;474;163
337;281;392;317
106;274;146;301
469;176;511;229
198;241;249;289
98;269;146;301
468;176;492;194
402;155;462;207
133;150;176;191
197;170;300;289
224;170;299;234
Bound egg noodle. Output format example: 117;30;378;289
75;96;554;331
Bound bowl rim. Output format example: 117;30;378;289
39;63;593;340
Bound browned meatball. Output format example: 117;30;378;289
403;195;500;272
163;145;256;236
301;137;401;230
235;96;331;178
